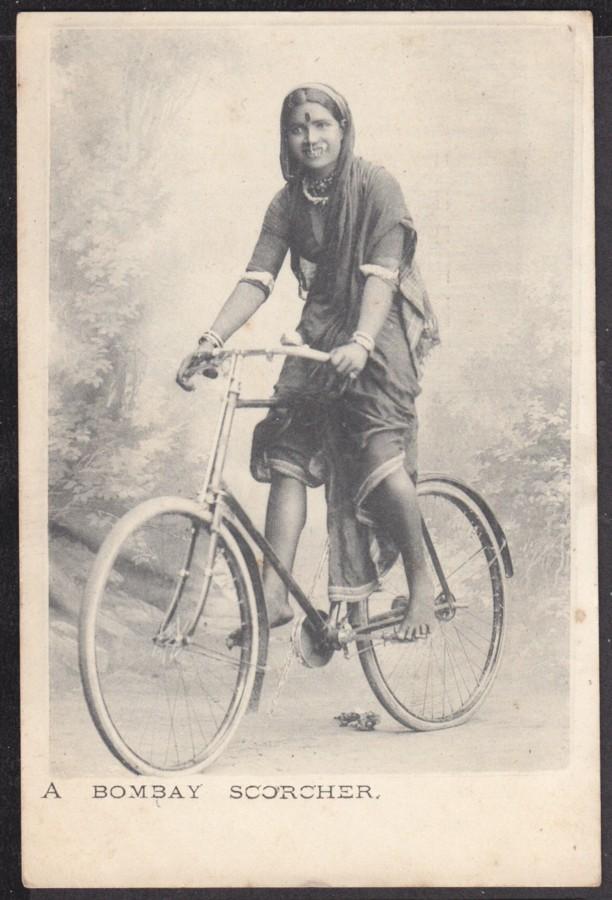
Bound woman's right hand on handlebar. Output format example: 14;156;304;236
176;339;217;391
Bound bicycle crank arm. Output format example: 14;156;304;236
347;611;406;639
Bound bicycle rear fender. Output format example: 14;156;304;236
418;473;514;579
222;504;269;713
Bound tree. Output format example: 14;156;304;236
49;31;203;532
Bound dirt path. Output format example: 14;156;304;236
51;622;569;777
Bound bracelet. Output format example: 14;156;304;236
351;330;375;355
198;329;224;350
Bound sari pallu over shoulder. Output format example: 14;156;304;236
281;158;438;395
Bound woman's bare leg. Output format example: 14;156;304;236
368;467;435;636
263;472;307;627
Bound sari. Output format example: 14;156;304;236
248;84;439;601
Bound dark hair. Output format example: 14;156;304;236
279;84;352;182
281;87;344;131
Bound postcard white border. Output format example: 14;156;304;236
18;10;599;888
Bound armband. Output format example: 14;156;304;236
238;270;276;298
359;264;400;288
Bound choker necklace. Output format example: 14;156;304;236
302;171;336;206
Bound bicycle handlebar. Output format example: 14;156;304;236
209;345;331;364
178;342;331;389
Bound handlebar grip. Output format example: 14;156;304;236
201;365;219;379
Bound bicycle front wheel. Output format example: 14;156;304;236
79;496;259;775
356;477;506;730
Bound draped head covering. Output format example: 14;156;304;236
279;83;354;183
279;84;362;335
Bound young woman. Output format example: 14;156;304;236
177;83;439;640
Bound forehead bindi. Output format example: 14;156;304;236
288;102;335;127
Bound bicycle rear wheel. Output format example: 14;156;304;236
79;496;259;775
356;478;506;730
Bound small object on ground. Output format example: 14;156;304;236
334;710;380;731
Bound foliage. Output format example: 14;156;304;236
49;32;202;530
476;395;570;592
417;278;572;600
48;30;573;604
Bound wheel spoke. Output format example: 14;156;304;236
357;483;505;729
445;630;472;700
463;607;496;631
443;632;468;708
82;505;258;773
187;641;253;670
192;660;221;733
177;663;199;761
161;665;181;767
441;632;464;712
442;545;486;582
452;617;493;647
452;625;482;687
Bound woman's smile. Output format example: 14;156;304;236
305;146;324;157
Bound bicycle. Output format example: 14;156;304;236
79;341;514;775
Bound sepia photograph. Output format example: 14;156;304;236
19;10;599;888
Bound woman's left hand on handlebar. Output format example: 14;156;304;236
329;342;368;379
176;340;215;391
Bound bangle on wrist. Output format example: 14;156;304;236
199;329;224;350
351;330;375;355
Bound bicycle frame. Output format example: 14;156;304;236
192;349;334;642
79;343;516;775
177;345;497;647
170;345;420;641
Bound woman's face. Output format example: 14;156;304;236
286;101;344;178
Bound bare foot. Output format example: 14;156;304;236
397;571;436;641
226;603;293;650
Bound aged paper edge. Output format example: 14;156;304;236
18;9;599;889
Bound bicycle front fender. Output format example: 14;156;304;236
418;473;514;579
221;497;269;713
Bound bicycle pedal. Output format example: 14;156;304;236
396;624;431;643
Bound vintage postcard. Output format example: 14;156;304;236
19;10;599;888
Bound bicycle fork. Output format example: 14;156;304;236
156;356;243;643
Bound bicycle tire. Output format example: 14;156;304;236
79;496;259;775
356;477;506;730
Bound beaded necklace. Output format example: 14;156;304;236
302;171;336;206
